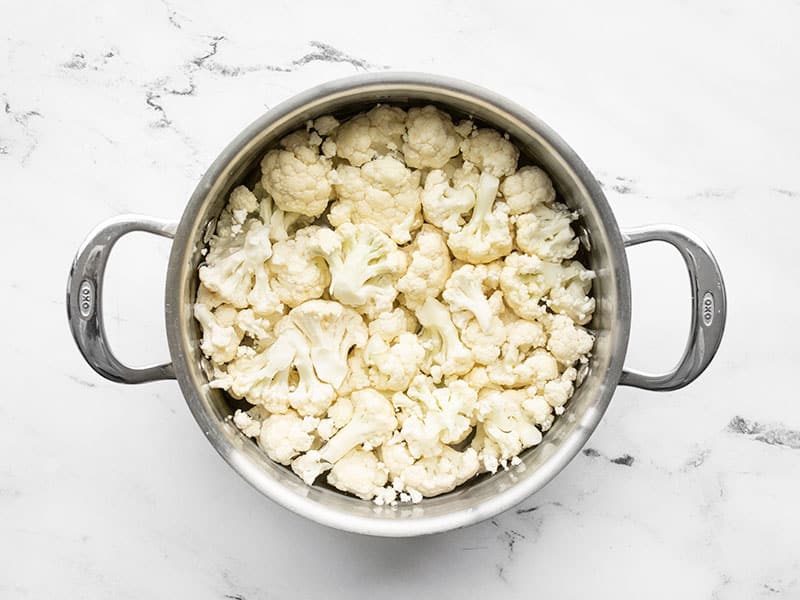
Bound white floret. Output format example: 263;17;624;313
193;303;243;364
396;225;452;310
500;166;556;215
326;448;389;500
260;130;334;217
460;128;519;177
291;389;397;485
415;297;474;382
287;300;368;388
544;314;595;365
259;410;319;465
545;259;596;325
447;172;513;263
329;155;423;244
309;223;407;319
268;226;331;308
333;105;407;167
402;105;463;169
514;201;579;261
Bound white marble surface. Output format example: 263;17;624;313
2;0;799;597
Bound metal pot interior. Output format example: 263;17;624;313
166;75;631;535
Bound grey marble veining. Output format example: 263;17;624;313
2;0;799;598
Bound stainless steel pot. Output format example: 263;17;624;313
67;73;726;537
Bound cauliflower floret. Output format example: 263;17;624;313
256;187;312;243
396;225;452;310
402;105;462;169
453;290;507;365
220;322;335;416
420;163;479;233
309;223;407;319
268;226;331;308
514;202;579;261
460;128;519;177
442;263;502;331
498;252;549;320
544;314;595;364
476;388;542;460
396;375;478;455
486;312;551;387
396;444;481;498
521;392;555;432
415;297;474;382
260;130;334;217
235;308;278;348
316;396;354;441
329;155;422;244
232;406;269;438
327;448;389;500
333;105;407;167
291;389;397;484
287;300;367;388
543;367;578;408
199;219;282;316
447;172;513;263
500;166;556;215
364;333;425;392
194;303;243;364
545;260;596;325
362;308;423;391
259;410;319;465
336;348;371;397
312;115;340;137
214;185;260;238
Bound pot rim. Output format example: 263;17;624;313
165;72;631;537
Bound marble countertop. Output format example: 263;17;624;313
2;0;799;597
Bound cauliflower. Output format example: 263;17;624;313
291;389;397;484
361;308;423;391
545;259;596;325
396;225;452;310
381;440;481;498
260;130;334;217
287;300;367;389
194;303;243;364
514;202;579;261
442;263;501;331
329;155;423;244
460;128;519;177
259;410;319;465
333;105;407;167
316;396;354;441
309;223;407;319
269;226;331;308
420;163;478;233
220;322;335;417
498;252;549;320
232;406;268;438
476;388;542;462
196;103;597;503
415;297;474;381
500;166;556;215
200;219;283;317
544;314;595;365
453;290;507;365
397;375;478;454
447;172;513;263
327;448;389;500
402;105;462;169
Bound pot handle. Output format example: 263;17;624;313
619;225;726;391
67;215;179;384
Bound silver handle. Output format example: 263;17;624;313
67;215;179;384
619;225;727;391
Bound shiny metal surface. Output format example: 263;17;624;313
619;225;727;390
67;215;178;383
67;73;727;537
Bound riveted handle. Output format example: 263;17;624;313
67;215;178;384
619;225;726;391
